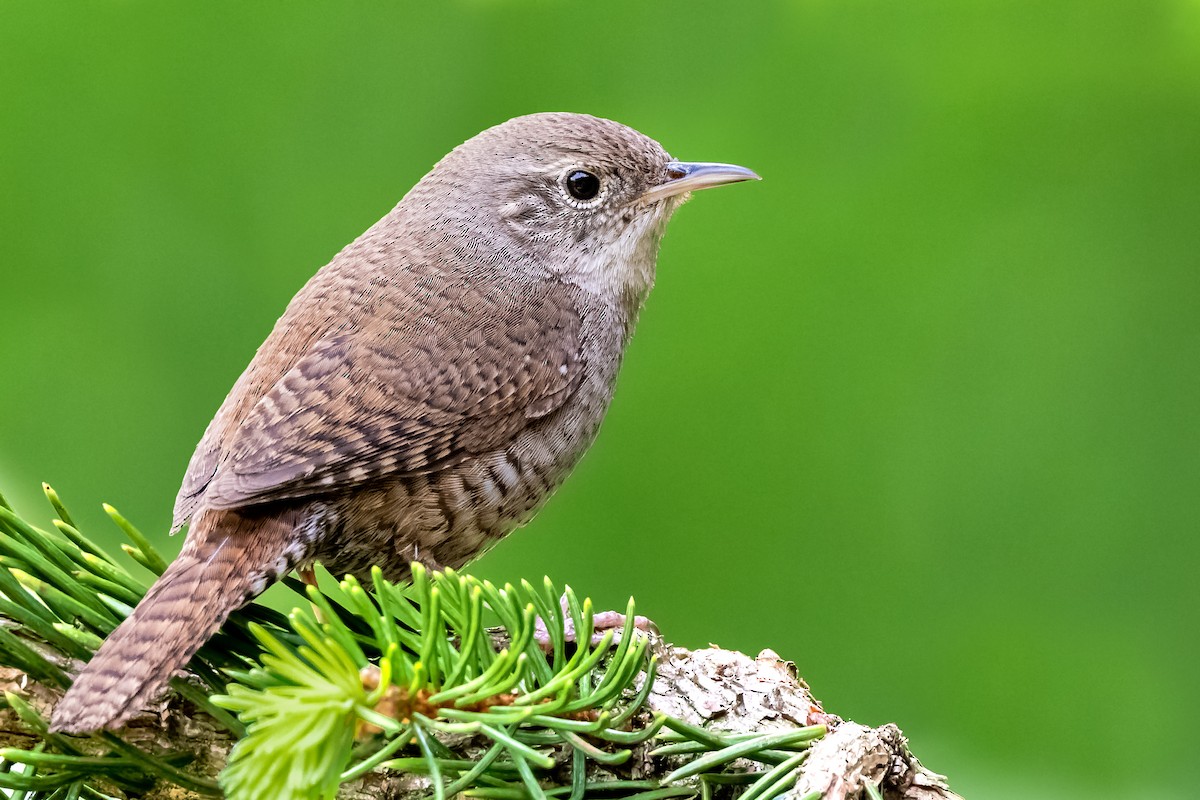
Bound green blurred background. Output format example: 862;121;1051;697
2;1;1197;797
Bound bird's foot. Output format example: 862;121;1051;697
298;565;325;623
298;565;318;588
534;593;656;653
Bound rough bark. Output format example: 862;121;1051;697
0;636;961;800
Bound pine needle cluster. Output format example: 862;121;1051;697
0;485;828;800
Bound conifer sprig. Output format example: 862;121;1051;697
0;485;829;800
214;566;659;800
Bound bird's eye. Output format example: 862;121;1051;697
565;170;601;201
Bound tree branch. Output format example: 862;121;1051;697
0;489;960;799
1;638;959;799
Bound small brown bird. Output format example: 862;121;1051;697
50;112;758;733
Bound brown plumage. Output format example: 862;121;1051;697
50;113;758;733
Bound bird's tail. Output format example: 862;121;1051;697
49;507;305;733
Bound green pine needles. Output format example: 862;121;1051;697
0;485;828;800
215;567;660;800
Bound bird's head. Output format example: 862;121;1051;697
416;112;759;309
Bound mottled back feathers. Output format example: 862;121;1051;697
196;278;586;511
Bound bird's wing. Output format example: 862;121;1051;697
172;423;223;530
190;278;585;512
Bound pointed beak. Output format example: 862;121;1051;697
639;161;761;204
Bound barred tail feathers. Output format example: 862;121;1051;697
49;508;303;733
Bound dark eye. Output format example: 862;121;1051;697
565;170;601;201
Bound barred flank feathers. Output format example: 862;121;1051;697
49;508;304;733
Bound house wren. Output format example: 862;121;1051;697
50;112;759;733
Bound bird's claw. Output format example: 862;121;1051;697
534;593;657;653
